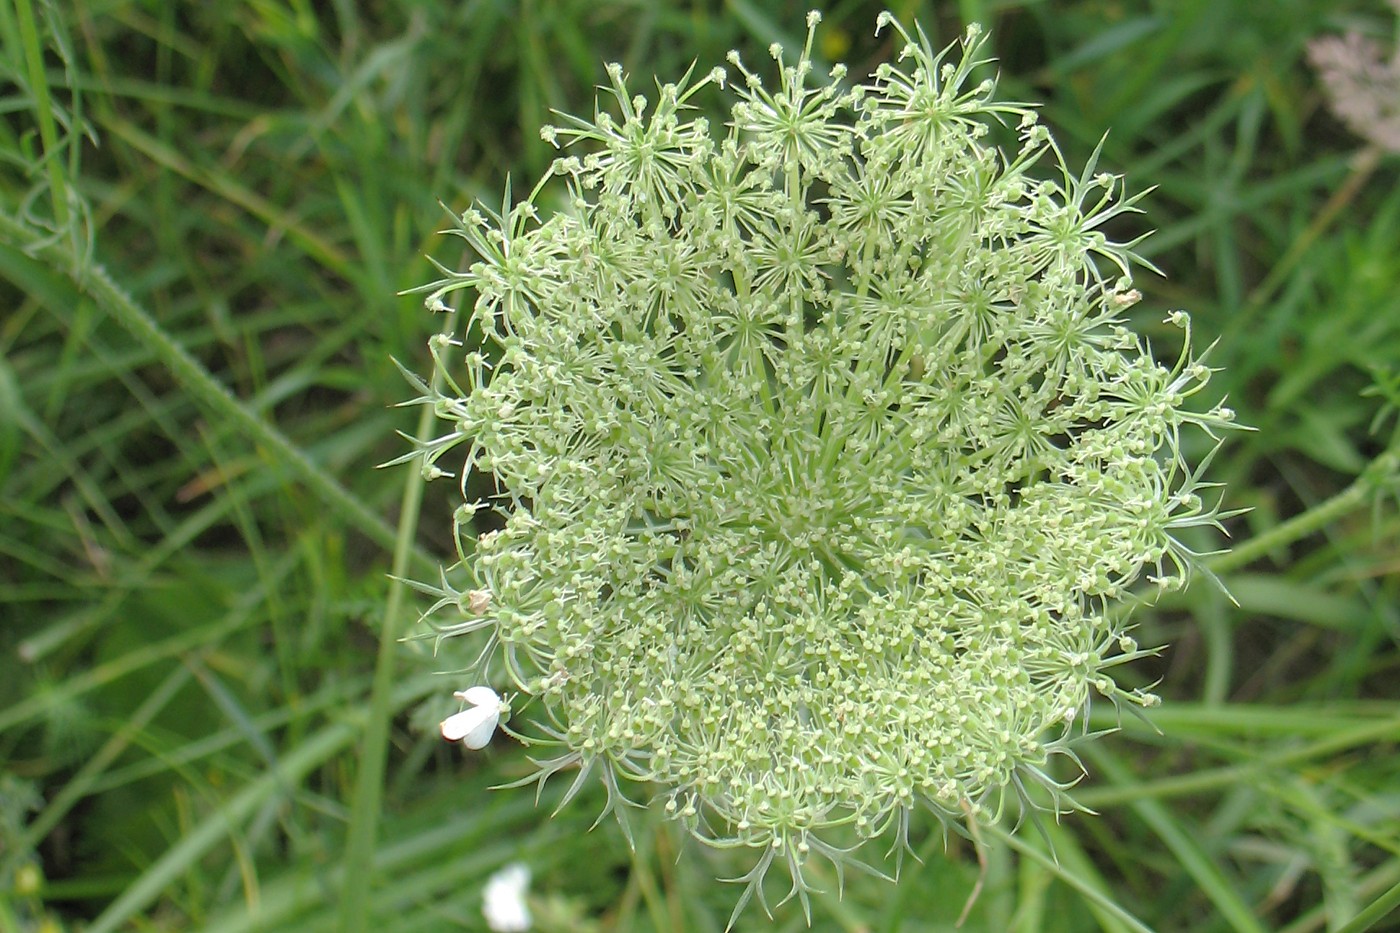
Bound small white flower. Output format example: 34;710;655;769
440;686;503;749
482;862;531;932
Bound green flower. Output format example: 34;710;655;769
398;11;1237;919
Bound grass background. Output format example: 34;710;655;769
2;0;1399;930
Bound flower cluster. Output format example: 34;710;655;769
398;11;1235;915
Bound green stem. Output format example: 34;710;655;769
1087;747;1266;933
1332;878;1400;933
1278;861;1400;933
625;821;673;933
1243;145;1381;316
14;0;70;232
8;665;193;875
1078;713;1400;807
86;708;362;933
337;320;454;932
0;209;433;571
985;824;1156;933
1208;449;1398;576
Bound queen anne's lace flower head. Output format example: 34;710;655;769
398;11;1237;919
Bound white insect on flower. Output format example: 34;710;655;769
439;686;504;750
482;862;532;932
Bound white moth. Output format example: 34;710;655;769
440;686;504;749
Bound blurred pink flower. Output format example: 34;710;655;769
1307;1;1400;152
